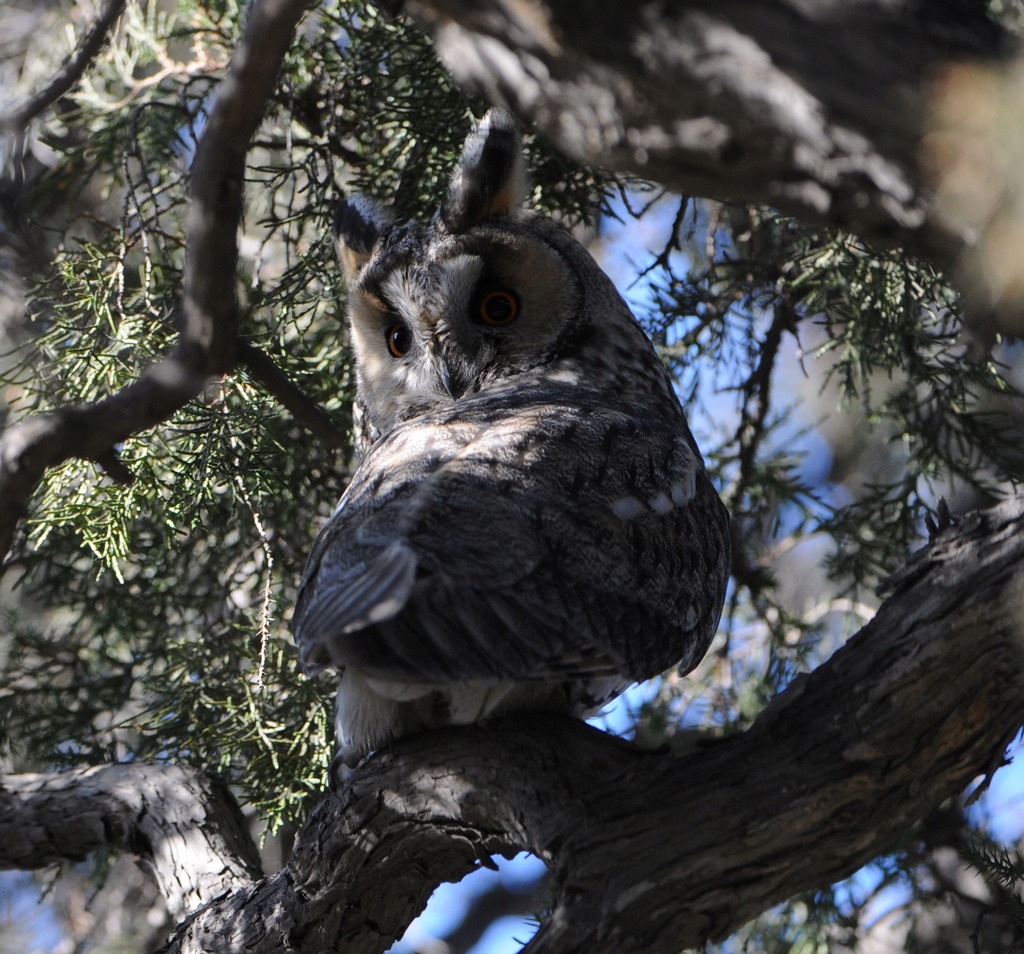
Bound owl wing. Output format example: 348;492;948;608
293;392;729;686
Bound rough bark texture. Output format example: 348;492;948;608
5;497;1016;952
404;0;1014;273
5;1;1024;951
168;496;1024;952
0;765;261;920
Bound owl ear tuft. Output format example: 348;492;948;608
334;194;394;282
439;109;528;234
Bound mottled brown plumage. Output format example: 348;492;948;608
294;110;730;768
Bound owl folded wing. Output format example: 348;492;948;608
294;539;418;673
294;398;728;689
294;541;626;686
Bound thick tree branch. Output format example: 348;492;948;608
403;0;1014;274
0;764;261;920
5;4;1023;950
0;0;128;133
142;495;1024;953
2;499;1019;949
0;0;312;569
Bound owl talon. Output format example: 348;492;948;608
328;750;362;794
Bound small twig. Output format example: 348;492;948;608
634;195;690;283
0;0;128;133
730;300;797;513
230;448;275;690
236;338;348;449
924;496;957;541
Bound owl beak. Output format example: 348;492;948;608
439;363;468;400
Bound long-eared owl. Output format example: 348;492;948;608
293;110;730;769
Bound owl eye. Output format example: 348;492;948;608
477;289;520;326
385;322;412;358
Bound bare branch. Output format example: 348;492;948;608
151;495;1024;953
440;877;547;952
0;764;261;920
731;298;795;511
236;338;349;449
0;0;313;568
0;0;127;133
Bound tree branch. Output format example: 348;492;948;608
0;0;313;568
403;0;1014;274
2;498;1019;950
0;764;261;920
0;0;128;133
141;495;1024;953
236;338;349;449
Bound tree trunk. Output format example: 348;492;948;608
4;1;1023;950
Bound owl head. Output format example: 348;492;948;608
334;110;664;450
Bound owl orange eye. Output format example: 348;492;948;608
385;322;411;358
477;290;520;326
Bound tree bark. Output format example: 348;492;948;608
0;764;261;921
403;0;1013;273
6;2;1024;951
6;496;1021;952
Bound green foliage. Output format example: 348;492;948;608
1;0;621;831
625;194;1022;949
2;0;1023;949
635;201;1021;718
964;838;1024;899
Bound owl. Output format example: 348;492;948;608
294;110;730;771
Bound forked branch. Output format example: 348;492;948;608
0;0;313;568
2;503;1021;951
0;764;261;920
